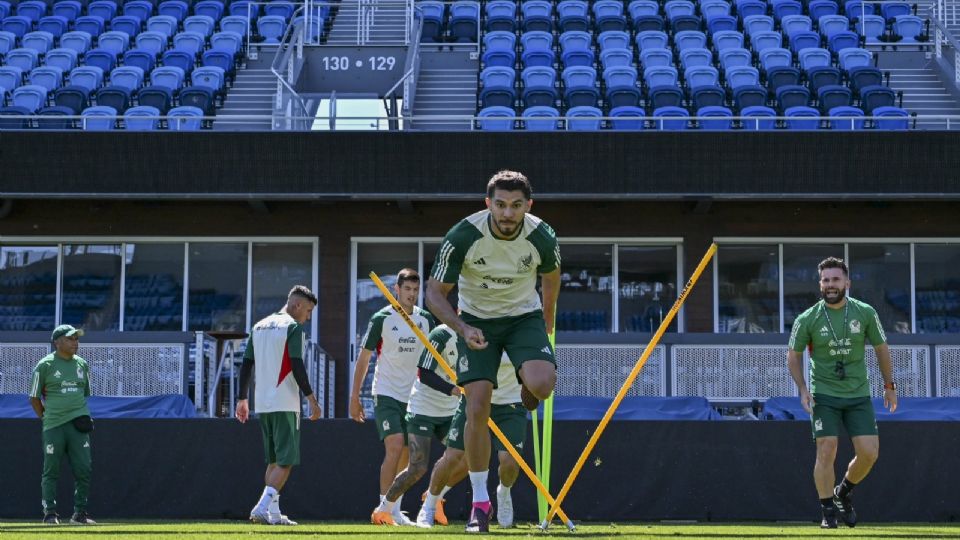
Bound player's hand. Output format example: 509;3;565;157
799;389;815;415
461;325;488;350
884;388;898;413
451;386;462;397
235;399;250;424
349;396;365;423
307;396;322;421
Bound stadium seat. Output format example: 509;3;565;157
610;105;646;130
759;48;793;72
691;85;726;108
219;16;250;39
847;66;883;95
712;31;744;52
784;105;821;129
124;1;154;23
606;85;642;108
844;1;874;20
159;1;190;22
29;66;65;93
136;86;173;114
733;85;768;110
789;31;822;54
96;86;132;113
838;48;874;72
211;32;244;57
5;48;39;72
173;32;207;58
829;31;861;53
258;15;286;43
124;105;161;130
636;30;669;52
151;66;186;92
781;15;813;38
88;1;118;22
772;0;803;21
522;106;559;131
58;32;92;57
111;16;143;39
21;31;54;56
856;15;886;41
44;48;80;72
485;1;518;33
882;2;912;22
0;31;18;58
806;66;842;92
640;48;674;69
593;0;627;32
99;31;131;56
818;15;850;38
2;16;33;40
726;66;760;90
566;106;603;131
522;66;558;107
872;105;909;129
177;85;216;116
766;66;801;91
702;0;731;20
893;15;924;43
698;105;734;130
736;0;767;19
167;105;204;130
16;1;47;23
559;31;594;67
67;67;104;93
0;106;32;129
776;85;811;111
12;84;49;113
680;48;713;70
110;66;145;93
707;15;738;34
202;50;236;80
161;50;195;75
227;1;257;19
449;1;480;42
860;85;897;113
521;1;553;33
600;48;633;70
743;15;774;36
53;1;83;23
674;31;707;52
828;105;864;129
477;105;515;130
653;105;689;130
191;66;226;99
0;66;24;94
598;31;631;51
520;31;555;68
818;85;853;112
685;66;719;90
264;0;296;20
84;49;118;73
37;106;77;129
558;0;589;32
74;16;106;38
750;31;783;54
81;105;117;130
648;85;684;108
740;105;777;129
798;48;832;73
645;66;679;88
809;0;840;21
38;16;69;39
482;31;516;68
123;49;157;74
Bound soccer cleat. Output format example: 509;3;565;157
271;514;298;525
70;511;96;525
415;504;435;528
393;509;415;527
43;513;60;525
249;507;271;524
820;505;838;529
434;497;448;526
370;509;396;526
465;502;491;533
520;384;540;411
833;485;857;527
496;485;514;528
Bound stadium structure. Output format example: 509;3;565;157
1;0;959;526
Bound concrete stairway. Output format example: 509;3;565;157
409;50;478;130
325;0;408;45
213;51;278;131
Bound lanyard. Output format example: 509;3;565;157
820;300;850;364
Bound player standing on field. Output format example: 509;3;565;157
426;170;560;533
236;285;321;526
787;257;897;529
350;268;435;526
371;323;463;526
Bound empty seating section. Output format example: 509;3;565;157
473;0;918;129
0;0;333;129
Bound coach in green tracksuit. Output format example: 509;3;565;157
29;324;96;525
787;257;897;530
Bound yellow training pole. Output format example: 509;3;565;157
370;272;575;530
543;243;718;528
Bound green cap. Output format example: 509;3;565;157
51;324;84;341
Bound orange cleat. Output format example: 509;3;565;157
371;509;396;526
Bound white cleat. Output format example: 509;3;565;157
249;507;271;525
415;505;435;528
393;509;415;527
496;485;514;528
270;514;298;525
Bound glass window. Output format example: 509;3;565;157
849;243;911;334
188;243;247;332
717;245;779;333
783;244;844;329
0;245;57;331
354;242;419;343
915;244;960;333
252;243;314;335
62;244;122;331
618;245;678;332
124;244;184;331
557;244;612;332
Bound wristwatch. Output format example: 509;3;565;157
884;381;897;391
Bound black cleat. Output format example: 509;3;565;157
520;384;539;411
465;503;491;533
70;511;97;525
820;505;838;529
833;485;857;527
42;513;60;525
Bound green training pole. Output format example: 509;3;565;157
532;395;544;521
542;330;556;523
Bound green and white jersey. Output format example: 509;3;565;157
431;210;560;319
492;353;522;405
30;353;91;431
245;311;305;413
788;297;887;398
408;325;462;418
362;305;435;403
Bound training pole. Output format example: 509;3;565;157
542;243;718;529
542;329;556;519
370;272;575;530
532;393;544;520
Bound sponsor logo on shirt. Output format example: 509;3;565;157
819;326;829;337
482;275;514;286
473;257;487;265
53;370;61;379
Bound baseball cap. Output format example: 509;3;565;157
51;324;84;341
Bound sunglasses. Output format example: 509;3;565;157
834;360;846;380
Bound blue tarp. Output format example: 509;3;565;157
548;396;722;420
763;396;960;421
0;394;197;419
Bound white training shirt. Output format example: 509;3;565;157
245;311;304;414
407;324;461;418
361;305;434;403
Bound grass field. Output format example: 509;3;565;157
2;521;959;539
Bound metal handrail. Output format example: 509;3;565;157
206;339;241;417
270;6;310;123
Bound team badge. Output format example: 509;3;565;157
814;419;823;431
849;320;861;334
382;420;390;431
458;355;469;374
447;428;459;441
46;444;55;454
77;366;83;379
517;253;533;273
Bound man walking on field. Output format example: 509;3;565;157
426;170;560;533
787;257;897;529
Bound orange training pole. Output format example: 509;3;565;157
542;243;718;528
370;272;576;530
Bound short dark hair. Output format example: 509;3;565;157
818;257;849;277
397;268;420;288
486;170;532;200
288;285;318;305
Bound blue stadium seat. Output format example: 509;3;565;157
521;1;553;33
0;31;17;58
633;14;665;32
610;105;646;130
847;66;883;95
12;84;49;113
74;16;106;38
137;85;173;114
37;106;78;129
59;32;92;56
648;85;684;108
636;30;669;52
485;0;517;32
150;66;186;91
818;84;853;112
844;1;874;21
559;31;593;66
111;16;143;38
806;66;842;92
161;50;195;75
838;48;873;72
167;105;204;130
781;15;813;38
44;48;80;72
124;1;154;23
0;66;24;94
88;1;118;22
39;16;69;39
856;15;886;41
741;105;777;129
743;15;774;36
29;66;64;93
670;15;702;32
772;0;803;21
645;65;679;88
789;31;822;54
520;31;555;68
707;15;738;33
84;49;118;73
720;48;753;71
199;0;227;20
809;1;840;20
98;31;131;56
691;85;726;108
67;67;104;93
191;66;226;99
766;66;801;91
482;31;516;68
702;0;731;20
257;15;286;43
22;31;55;56
784;105;820;129
798;48;832;73
558;0;589;32
882;2;912;22
123;49;157;74
653;105;689;130
220;16;251;39
81;105;117;130
600;48;633;69
521;66;558;107
522;105;559;131
228;1;258;19
211;32;244;57
685;65;719;89
893;15;924;43
712;30;744;52
776;84;811;111
178;85;216;116
872;105;909;129
733;85;768;110
449;1;480;42
859;85;896;113
159;1;190;22
96;85;132;113
698;105;734;130
750;31;783;53
598;31;631;51
680;48;713;70
726;65;760;90
124;105;161;130
52;1;82;23
136;31;169;56
16;1;47;23
829;31;861;53
110;66;145;92
736;0;767;20
566;106;603;130
173;32;206;57
202;50;236;80
603;65;638;87
607;85;642;108
818;15;849;38
2;16;33;39
628;0;659;24
477;105;515;130
5;48;39;72
674;31;707;52
0;106;32;129
264;0;296;21
640;47;674;68
664;0;695;20
828;105;864;129
593;0;627;32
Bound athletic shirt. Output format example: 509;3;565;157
30;353;91;431
431;210;560;319
244;311;304;414
408;325;462;418
362;305;435;403
492;352;522;405
788;297;887;398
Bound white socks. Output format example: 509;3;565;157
376;494;403;514
424;492;439;509
440;485;452;498
256;486;278;512
469;470;490;503
497;483;511;497
269;494;281;516
393;495;404;516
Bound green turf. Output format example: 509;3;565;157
1;521;959;539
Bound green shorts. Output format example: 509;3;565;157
405;412;452;442
445;398;528;452
259;411;300;466
459;310;556;387
810;393;878;439
374;394;408;443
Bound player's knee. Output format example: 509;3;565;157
859;444;879;465
527;376;555;400
815;438;838;461
384;438;405;457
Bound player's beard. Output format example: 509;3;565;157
822;287;846;305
